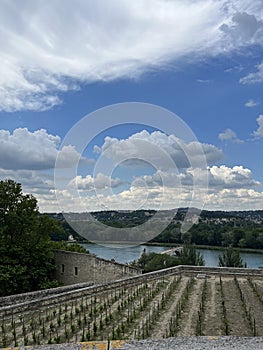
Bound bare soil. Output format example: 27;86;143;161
176;278;204;336
222;277;252;336
202;276;223;336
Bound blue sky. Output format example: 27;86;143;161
0;0;263;212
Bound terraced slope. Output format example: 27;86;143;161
0;269;263;347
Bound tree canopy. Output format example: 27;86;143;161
218;246;247;268
0;179;62;296
133;244;204;273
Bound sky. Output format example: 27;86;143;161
0;0;263;213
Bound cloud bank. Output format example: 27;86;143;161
0;128;87;170
0;126;261;212
96;130;223;169
0;0;263;111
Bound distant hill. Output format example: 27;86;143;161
48;208;263;224
47;209;263;249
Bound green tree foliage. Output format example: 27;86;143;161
134;252;180;273
0;179;62;296
133;244;204;273
218;246;247;268
152;222;263;250
179;244;205;266
51;241;88;254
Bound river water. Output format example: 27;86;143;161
80;243;263;268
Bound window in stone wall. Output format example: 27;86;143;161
61;264;65;273
74;267;78;276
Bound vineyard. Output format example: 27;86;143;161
1;271;263;347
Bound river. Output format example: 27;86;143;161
80;243;263;268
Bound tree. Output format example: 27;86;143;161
0;179;61;296
134;252;180;273
179;244;205;266
51;241;88;254
131;243;205;273
218;246;247;268
0;179;38;244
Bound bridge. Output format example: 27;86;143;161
161;246;183;256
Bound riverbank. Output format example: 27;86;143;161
145;242;263;255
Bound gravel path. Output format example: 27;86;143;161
121;337;263;349
7;337;263;350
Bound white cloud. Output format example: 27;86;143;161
245;99;259;107
132;171;187;189
133;165;260;191
97;130;223;170
0;128;89;170
253;115;263;137
220;11;263;44
204;188;263;211
1;0;263;111
0;168;53;194
208;165;260;189
218;128;243;143
69;173;124;191
240;61;263;84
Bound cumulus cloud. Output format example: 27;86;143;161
0;168;53;194
177;165;260;190
1;0;263;111
245;99;259;107
253;115;263;137
208;165;260;189
0;128;89;170
97;130;223;170
132;171;187;189
133;165;260;191
69;173;124;191
220;11;263;44
205;188;263;211
218;128;243;143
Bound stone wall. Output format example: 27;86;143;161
54;250;142;285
